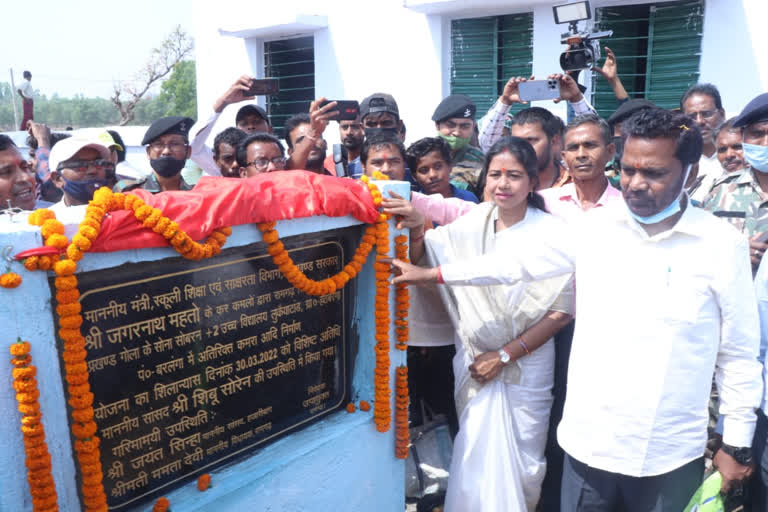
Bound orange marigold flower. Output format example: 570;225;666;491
0;272;22;288
54;276;78;291
56;289;80;303
10;340;31;356
12;366;37;382
72;421;98;438
153;497;170;512
58;315;83;329
359;400;371;411
44;233;69;249
346;402;356;413
66;245;83;262
53;258;77;276
197;473;212;491
152;216;172;234
23;256;39;271
56;302;82;317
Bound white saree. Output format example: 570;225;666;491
422;203;574;512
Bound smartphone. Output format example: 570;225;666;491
319;100;360;121
518;79;561;102
246;79;279;96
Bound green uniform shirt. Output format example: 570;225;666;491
449;144;485;197
114;173;193;194
702;167;768;237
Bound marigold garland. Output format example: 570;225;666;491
22;191;234;511
9;339;59;512
394;235;409;351
395;365;410;459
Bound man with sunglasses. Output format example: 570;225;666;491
681;84;727;202
115;116;195;193
49;138;113;216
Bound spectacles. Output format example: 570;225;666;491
685;110;718;120
148;141;188;153
57;159;115;173
246;156;286;170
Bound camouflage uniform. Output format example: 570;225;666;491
449;144;485;197
702;166;768;237
113;173;193;194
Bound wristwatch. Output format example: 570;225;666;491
720;443;753;465
498;348;511;365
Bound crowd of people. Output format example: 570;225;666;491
0;47;767;512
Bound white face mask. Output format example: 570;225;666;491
743;142;768;172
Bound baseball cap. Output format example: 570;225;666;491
360;93;399;120
50;138;111;172
236;105;269;125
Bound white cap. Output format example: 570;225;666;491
49;138;111;173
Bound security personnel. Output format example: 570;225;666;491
115;116;195;193
432;94;485;196
704;92;768;271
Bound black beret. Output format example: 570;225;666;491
141;116;195;145
607;99;656;128
236;104;269;125
733;92;768;128
432;94;476;123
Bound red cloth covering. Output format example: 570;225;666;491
89;171;378;253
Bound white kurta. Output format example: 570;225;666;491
422;203;573;511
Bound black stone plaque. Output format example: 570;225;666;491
51;226;361;510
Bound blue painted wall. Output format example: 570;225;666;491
0;180;408;512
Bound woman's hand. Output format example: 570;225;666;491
390;259;439;285
382;191;426;231
469;351;505;383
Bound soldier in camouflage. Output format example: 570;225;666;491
114;116;195;194
432;94;485;197
704;93;768;271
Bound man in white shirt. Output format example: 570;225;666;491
17;70;34;131
189;76;272;176
394;107;761;511
681;83;726;203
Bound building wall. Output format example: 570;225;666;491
193;0;767;149
0;179;408;512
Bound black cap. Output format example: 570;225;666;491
432;94;476;123
236;104;269;125
141;116;195;145
360;93;399;120
607;99;656;129
733;93;768;128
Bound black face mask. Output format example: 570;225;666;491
364;127;399;140
150;157;186;178
612;136;624;166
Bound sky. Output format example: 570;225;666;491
0;1;194;99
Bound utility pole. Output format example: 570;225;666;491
9;69;19;130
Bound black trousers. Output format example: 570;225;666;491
561;454;703;512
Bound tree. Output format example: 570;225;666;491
111;25;194;126
157;60;197;119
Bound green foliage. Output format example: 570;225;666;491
158;60;197;118
0;59;197;131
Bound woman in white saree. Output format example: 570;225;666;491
388;137;574;511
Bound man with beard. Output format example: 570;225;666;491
213;128;247;178
325;115;364;178
393;108;761;510
508;107;564;191
681;84;726;202
0;135;37;212
115;117;195;193
284;113;330;174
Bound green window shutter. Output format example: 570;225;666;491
451;13;533;119
264;36;315;139
592;0;704;117
644;1;704;108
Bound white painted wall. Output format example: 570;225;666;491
193;0;768;148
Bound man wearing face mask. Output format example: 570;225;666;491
115;116;195;193
49;138;114;218
712;92;768;271
431;94;485;196
393;108;762;510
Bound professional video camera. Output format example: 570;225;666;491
554;1;613;72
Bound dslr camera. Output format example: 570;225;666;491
554;1;612;72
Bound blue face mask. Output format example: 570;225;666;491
63;177;109;204
742;142;768;173
628;164;692;225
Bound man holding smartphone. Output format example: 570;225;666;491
188;76;273;177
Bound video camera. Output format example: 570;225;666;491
554;1;612;72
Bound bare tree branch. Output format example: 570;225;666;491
111;26;194;125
